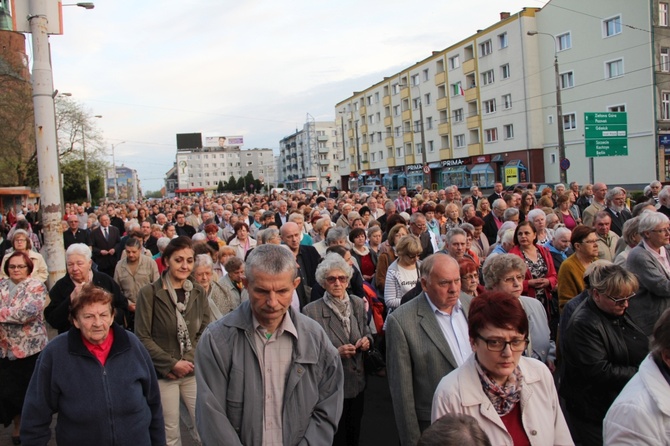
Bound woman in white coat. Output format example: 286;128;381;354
603;307;670;445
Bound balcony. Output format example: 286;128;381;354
350;163;358;172
387;158;396;168
383;95;391;106
318;146;329;154
404;154;416;165
400;88;410;99
360;106;367;116
403;132;414;144
467;143;482;156
360;124;368;134
464;87;477;102
316;135;328;142
440;148;451;160
361;143;369;154
438;122;450;135
350;147;356;157
384;116;393;127
463;58;475;74
437;97;448;110
318;159;330;166
402;109;412;122
348;128;354;138
361;161;370;169
385;136;395;147
435;71;446;86
467;114;480;129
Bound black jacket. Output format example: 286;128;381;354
561;297;648;423
604;207;632;237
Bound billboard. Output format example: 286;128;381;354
177;153;190;190
204;135;244;148
176;133;202;150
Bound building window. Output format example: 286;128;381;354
663;93;670;120
501;64;511;79
502;94;512;109
603;15;622;37
371;152;376;162
392;83;400;95
557;32;571;51
661;3;669;26
424;93;431;105
416;143;423;154
452;82;463;96
395;126;402;137
393;105;400;116
449;55;460;70
662;48;670;72
479;40;492;57
411;74;420;86
455;134;466;148
423;68;429;81
396;147;403;157
504;124;514;139
563;113;577;130
453;109;463;122
428;141;434;152
426;117;433;129
608;104;626;112
414;120;421;133
413;98;421;109
485;128;498;143
484;99;496;114
498;32;508;49
481;70;495;86
560;71;574;89
367;95;373;106
606;59;624;78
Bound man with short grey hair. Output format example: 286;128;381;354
604;186;632;237
195;244;344;445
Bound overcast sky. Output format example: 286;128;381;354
40;0;548;192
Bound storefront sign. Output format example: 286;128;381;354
440;157;470;168
474;155;491;163
505;167;519;185
406;164;423;172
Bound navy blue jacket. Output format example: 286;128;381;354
21;323;165;446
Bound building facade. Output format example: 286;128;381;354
106;165;140;201
279;117;339;190
174;147;274;194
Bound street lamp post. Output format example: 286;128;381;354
528;31;567;184
82;114;102;203
400;82;429;190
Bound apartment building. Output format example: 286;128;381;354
279;118;340;191
336;9;545;191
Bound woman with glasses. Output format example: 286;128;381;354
0;230;48;283
459;258;483;298
481;254;555;367
0;251;48;444
557;225;599;312
432;291;572;445
561;263;647;445
626;211;670;336
384;235;422;313
303;253;372;446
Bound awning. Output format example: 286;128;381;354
471;164;494;174
442;166;469;174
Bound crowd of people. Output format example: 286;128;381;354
0;179;669;445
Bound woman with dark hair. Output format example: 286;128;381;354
349;227;377;282
508;221;557;318
432;291;571;445
375;224;408;293
0;251;48;444
468;216;489;260
519;191;536;222
227;221;257;260
22;284;165;446
562;263;648;445
553;193;580;230
135;236;210;445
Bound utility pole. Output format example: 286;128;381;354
418;100;429;190
28;0;65;287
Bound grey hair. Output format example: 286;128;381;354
526;209;545;223
589;262;638;297
554;183;565;190
418;413;492;446
500;228;515;245
553;226;572;241
11;229;29;242
462;203;474;215
492;198;506;210
156;237;171;253
482;254;527;289
66;243;92;261
245;244;297;282
325;227;348;245
367;225;382;237
410;212;426;224
638;211;669;237
259;228;280;244
605;187;625;204
651;180;662;188
384;200;396;212
192;233;207;242
194;253;213;270
621;216;641;246
315;253;353;288
503;208;519;221
660;186;670;206
446;228;467;245
288;213;304;223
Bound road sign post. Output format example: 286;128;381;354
584;112;628;157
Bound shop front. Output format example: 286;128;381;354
383;166;407;191
405;164;424;190
439;157;471;189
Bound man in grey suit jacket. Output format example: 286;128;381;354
386;253;473;446
626;212;670;336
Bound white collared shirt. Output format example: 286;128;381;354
424;294;472;366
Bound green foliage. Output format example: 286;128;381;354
145;190;163;199
61;158;105;204
217;180;224;193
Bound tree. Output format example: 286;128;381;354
224;175;236;191
217;180;224;193
0;70;35;186
60;158;105;203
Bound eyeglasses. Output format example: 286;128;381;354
602;292;635;306
477;335;529;352
502;274;524;284
8;265;28;270
325;275;348;284
578;238;599;245
461;274;479;281
650;227;670;234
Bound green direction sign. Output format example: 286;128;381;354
584;112;628;157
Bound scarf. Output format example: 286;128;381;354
474;355;523;416
322;291;351;338
164;273;194;358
